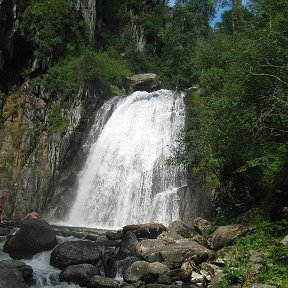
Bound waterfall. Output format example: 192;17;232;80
67;90;186;229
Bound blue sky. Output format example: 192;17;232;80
168;0;227;27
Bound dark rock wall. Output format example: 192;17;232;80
0;0;105;220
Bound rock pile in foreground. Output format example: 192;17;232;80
1;218;275;288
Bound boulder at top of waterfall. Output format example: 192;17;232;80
144;239;215;269
3;219;57;259
59;264;100;287
0;259;33;288
168;220;197;238
123;261;170;283
124;73;161;93
50;240;102;268
123;223;167;239
207;224;254;250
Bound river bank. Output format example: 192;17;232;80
0;213;287;288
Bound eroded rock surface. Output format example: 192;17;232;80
50;240;102;268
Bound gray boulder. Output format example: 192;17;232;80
89;275;121;288
0;260;33;288
0;260;33;279
139;239;166;258
106;230;123;241
144;239;215;268
0;269;29;288
168;220;197;238
123;261;170;283
193;217;211;235
124;73;161;93
50;240;102;268
59;264;100;287
157;230;184;244
0;227;10;236
118;231;141;259
207;224;254;250
4;219;57;259
123;223;167;239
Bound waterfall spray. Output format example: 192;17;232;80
67;90;186;229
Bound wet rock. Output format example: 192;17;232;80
116;256;141;277
0;227;10;236
106;230;123;241
0;269;29;288
50;240;102;268
123;223;167;239
193;217;211;235
168;220;197;238
89;275;121;288
118;231;141;259
207;224;254;250
0;260;33;279
102;248;117;278
123;261;170;283
145;239;215;269
124;73;161;93
4;219;57;259
60;263;100;286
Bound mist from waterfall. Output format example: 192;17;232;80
67;90;186;229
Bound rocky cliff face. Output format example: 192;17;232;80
0;81;103;219
0;0;105;219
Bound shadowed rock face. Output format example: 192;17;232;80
3;219;57;259
124;74;161;94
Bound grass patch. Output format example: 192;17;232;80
213;215;288;287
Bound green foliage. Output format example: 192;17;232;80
47;103;69;133
214;214;288;287
20;0;88;58
175;0;288;215
43;48;130;99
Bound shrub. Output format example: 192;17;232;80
43;48;131;99
47;103;69;133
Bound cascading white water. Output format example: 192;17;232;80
67;90;186;229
